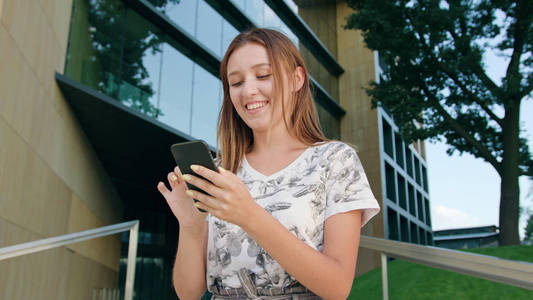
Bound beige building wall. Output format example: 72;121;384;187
335;1;385;276
0;0;124;299
296;0;385;276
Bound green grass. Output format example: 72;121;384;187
348;245;533;300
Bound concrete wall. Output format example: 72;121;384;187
0;0;124;299
336;1;385;275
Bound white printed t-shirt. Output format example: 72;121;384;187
206;141;380;290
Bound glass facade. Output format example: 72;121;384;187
382;115;432;244
65;0;341;147
65;0;233;146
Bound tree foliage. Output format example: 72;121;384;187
344;0;532;176
344;0;532;244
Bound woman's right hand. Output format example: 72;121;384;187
157;166;207;230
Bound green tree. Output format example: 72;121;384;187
344;0;533;245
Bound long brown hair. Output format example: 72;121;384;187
217;28;328;173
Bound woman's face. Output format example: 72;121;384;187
226;43;287;133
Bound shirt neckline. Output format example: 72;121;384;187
242;144;316;180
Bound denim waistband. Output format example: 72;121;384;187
209;268;321;300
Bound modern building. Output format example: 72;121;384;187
0;0;431;298
434;225;499;250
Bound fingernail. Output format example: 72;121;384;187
170;174;178;181
193;202;200;207
185;190;193;197
190;165;198;171
182;174;191;181
218;166;226;173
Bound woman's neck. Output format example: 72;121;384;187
250;123;307;156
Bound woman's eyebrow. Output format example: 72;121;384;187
228;63;271;77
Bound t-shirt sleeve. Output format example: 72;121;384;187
325;143;380;227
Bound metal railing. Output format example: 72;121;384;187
360;235;533;300
0;220;139;300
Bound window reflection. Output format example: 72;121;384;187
191;66;220;146
65;0;338;147
65;0;166;117
264;5;281;29
65;0;225;147
157;44;194;134
197;0;223;57
231;0;245;11
222;20;239;53
246;1;264;25
155;0;198;36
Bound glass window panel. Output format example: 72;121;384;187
417;191;424;221
231;0;245;11
191;66;221;146
385;163;396;203
140;46;162;111
116;7;164;118
400;215;409;242
383;119;394;158
397;174;407;210
395;134;404;168
387;208;399;241
424;198;431;226
408;183;416;216
157;44;194;134
414;157;421;185
196;0;223;57
422;165;428;192
163;0;198;36
419;228;427;245
246;0;264;25
222;20;239;54
410;222;418;244
264;5;281;30
284;0;298;13
405;146;413;178
281;23;299;48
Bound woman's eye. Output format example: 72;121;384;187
257;74;271;79
230;81;242;87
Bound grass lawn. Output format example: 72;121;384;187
348;245;533;299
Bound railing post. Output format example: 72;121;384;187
124;221;139;300
381;253;389;300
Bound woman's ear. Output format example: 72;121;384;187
292;66;305;92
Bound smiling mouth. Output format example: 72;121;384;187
246;101;269;110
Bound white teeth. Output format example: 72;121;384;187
246;102;267;110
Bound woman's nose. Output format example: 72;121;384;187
242;79;258;97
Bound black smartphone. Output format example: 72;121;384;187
170;140;218;212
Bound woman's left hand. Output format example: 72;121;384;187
182;165;260;227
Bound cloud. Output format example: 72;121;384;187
432;205;483;230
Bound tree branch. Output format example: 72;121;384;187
418;78;502;173
438;61;504;126
445;28;505;100
505;0;530;98
403;12;504;127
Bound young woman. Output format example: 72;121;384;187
157;28;380;300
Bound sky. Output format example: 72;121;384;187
426;49;533;239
